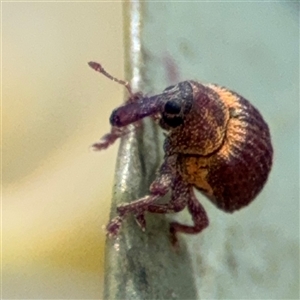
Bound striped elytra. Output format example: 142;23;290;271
174;82;273;213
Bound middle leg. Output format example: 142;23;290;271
134;175;189;230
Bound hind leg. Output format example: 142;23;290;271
170;189;209;246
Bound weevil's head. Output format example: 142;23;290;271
109;81;194;129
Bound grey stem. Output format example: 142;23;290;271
103;1;198;299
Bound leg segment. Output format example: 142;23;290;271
92;126;130;151
170;189;209;246
133;175;189;230
106;154;209;244
139;175;189;214
106;194;161;238
135;178;209;246
106;156;177;237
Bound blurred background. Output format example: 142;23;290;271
2;1;299;299
3;2;123;298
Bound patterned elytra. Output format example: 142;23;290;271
89;62;273;246
177;83;273;213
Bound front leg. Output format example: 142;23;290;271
106;156;177;237
92;126;130;151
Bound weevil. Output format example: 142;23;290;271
88;61;273;245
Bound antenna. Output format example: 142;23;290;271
88;61;133;96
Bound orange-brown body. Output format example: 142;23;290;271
89;62;273;245
174;82;273;212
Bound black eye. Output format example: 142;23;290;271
164;101;181;114
162;116;183;128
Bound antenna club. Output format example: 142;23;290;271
88;61;103;72
88;61;133;96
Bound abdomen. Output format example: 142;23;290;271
211;88;273;211
179;85;273;212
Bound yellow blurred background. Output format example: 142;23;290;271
2;2;123;298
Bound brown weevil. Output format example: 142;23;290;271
89;61;273;245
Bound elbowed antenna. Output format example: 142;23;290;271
88;61;133;96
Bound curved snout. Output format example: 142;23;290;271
109;96;162;127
